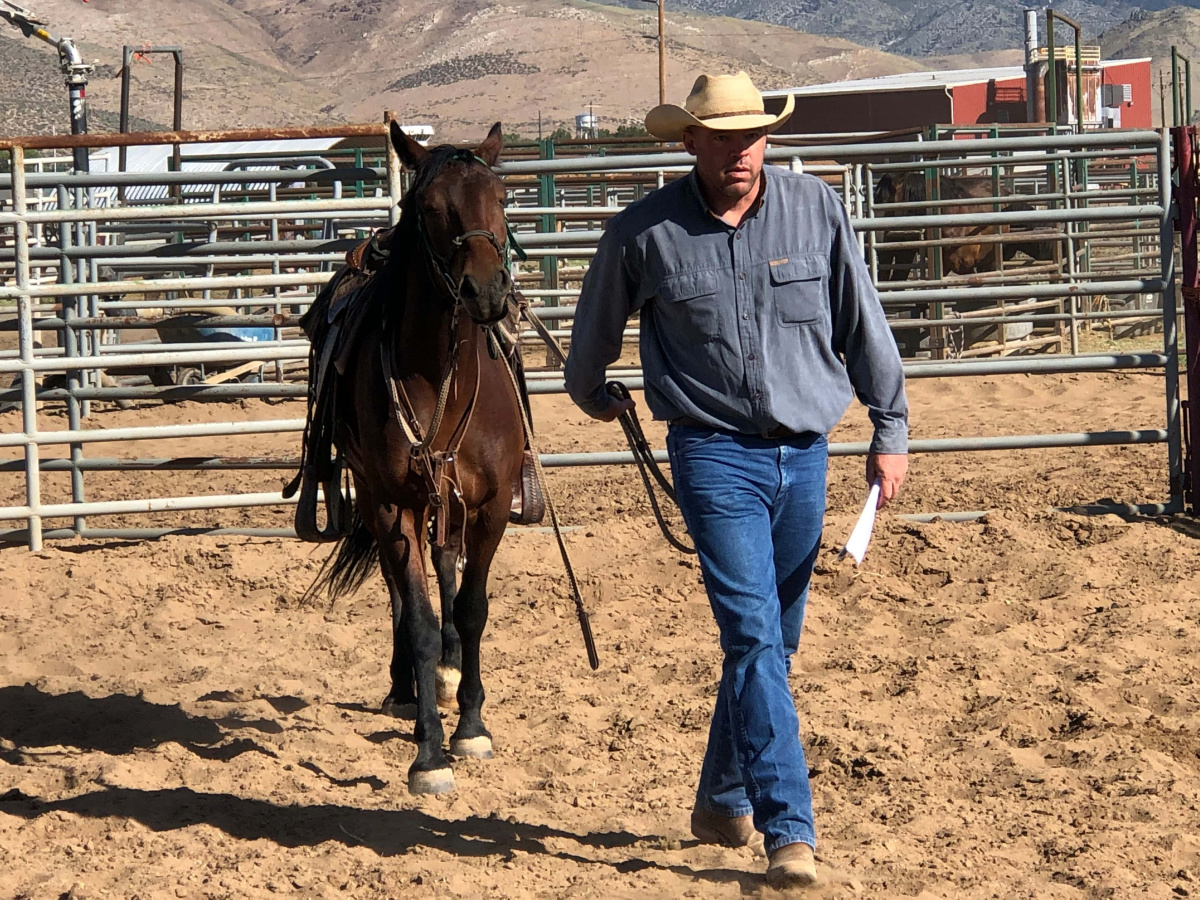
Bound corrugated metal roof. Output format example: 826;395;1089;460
762;59;1153;99
90;137;346;202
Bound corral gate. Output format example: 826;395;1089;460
0;124;1186;550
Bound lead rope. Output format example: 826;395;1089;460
489;324;599;670
605;381;696;555
517;303;696;556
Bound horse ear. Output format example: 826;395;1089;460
476;122;504;168
390;121;429;170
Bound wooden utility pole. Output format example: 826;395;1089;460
658;0;665;105
641;0;666;104
1161;69;1168;130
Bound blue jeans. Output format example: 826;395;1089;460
666;425;827;856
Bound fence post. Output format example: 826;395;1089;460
385;111;402;227
12;146;43;550
1173;126;1199;511
56;184;86;536
539;137;559;366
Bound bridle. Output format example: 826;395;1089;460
413;150;514;326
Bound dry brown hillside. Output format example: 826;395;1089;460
3;0;927;141
0;0;339;135
229;0;927;139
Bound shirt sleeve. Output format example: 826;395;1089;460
826;187;909;455
564;217;642;417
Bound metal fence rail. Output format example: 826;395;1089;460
0;125;1182;549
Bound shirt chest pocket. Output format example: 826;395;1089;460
768;255;828;326
657;270;722;342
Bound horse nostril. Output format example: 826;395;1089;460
458;274;481;301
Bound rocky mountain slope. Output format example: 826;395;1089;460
592;0;1200;56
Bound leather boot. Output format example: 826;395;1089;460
690;808;765;856
765;841;817;888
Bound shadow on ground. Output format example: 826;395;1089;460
0;684;759;888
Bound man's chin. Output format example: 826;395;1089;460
719;179;756;199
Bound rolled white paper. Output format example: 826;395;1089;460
841;480;881;565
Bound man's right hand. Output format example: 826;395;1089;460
590;395;635;422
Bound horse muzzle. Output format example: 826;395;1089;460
457;268;512;325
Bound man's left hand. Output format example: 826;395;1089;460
866;453;908;509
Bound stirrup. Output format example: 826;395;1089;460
509;450;545;525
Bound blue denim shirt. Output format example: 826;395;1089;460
564;165;908;454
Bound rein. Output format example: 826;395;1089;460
606;381;696;556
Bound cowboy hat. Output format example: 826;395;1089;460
644;71;794;142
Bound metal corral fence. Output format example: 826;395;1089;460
0;124;1182;550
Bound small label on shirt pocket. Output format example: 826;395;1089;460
769;255;828;326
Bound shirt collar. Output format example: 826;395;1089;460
687;166;770;228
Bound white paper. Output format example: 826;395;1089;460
841;481;881;565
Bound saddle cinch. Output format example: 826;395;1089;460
284;229;544;543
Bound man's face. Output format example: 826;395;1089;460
682;126;768;203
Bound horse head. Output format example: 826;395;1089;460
873;173;897;207
391;121;513;325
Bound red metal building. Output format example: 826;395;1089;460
763;59;1152;136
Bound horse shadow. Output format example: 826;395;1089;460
0;684;759;890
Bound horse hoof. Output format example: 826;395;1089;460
436;666;460;709
408;767;456;795
381;697;416;720
450;735;494;759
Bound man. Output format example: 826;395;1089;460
564;71;908;887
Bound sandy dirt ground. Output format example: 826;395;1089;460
2;369;1199;899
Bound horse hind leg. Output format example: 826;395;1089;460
448;498;507;761
431;534;463;709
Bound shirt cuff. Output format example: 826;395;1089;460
869;420;908;455
573;383;612;419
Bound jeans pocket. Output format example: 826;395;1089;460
667;425;726;455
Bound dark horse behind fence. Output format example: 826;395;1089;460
872;171;1057;280
295;122;527;796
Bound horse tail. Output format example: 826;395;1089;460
303;506;379;604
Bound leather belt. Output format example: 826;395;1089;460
668;415;797;440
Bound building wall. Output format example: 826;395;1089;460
768;89;952;135
1100;60;1153;129
951;77;1028;125
768;60;1152;135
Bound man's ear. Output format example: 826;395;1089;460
390;120;430;170
681;126;698;157
476;122;504;167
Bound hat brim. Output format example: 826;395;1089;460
645;93;794;142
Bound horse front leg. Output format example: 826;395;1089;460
378;505;455;795
448;497;507;760
430;534;462;709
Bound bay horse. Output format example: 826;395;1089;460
308;122;524;795
872;171;1057;279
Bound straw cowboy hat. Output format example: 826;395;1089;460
644;71;794;142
